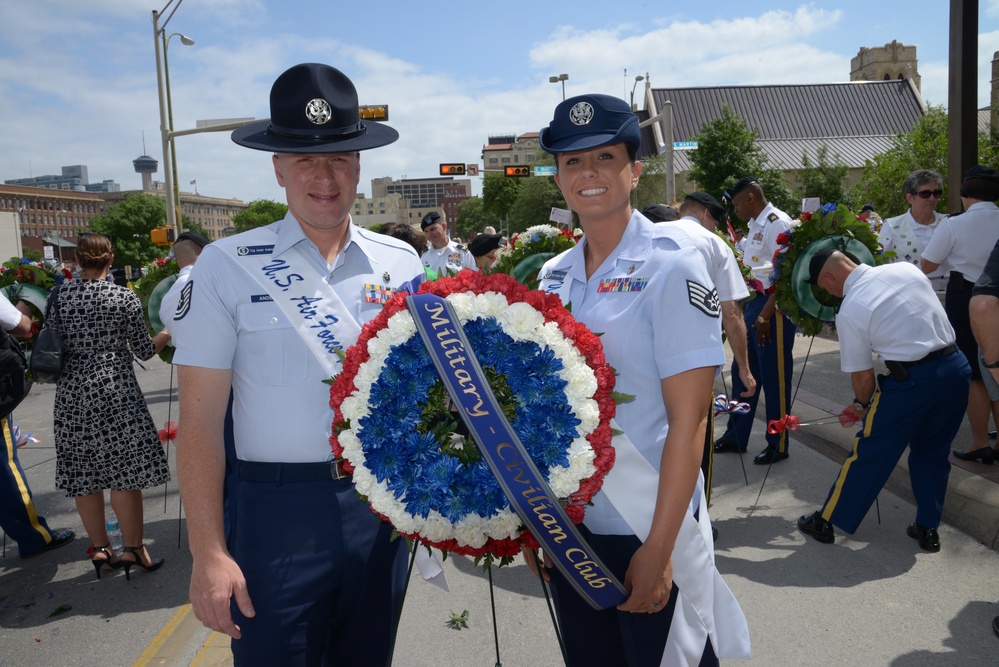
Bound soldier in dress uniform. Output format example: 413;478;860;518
713;177;796;465
420;211;476;275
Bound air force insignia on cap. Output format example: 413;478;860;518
687;280;720;317
569;102;594;126
173;280;194;321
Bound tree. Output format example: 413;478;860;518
232;199;289;233
687;105;794;227
89;194;170;268
634;151;671;210
506;173;566;234
180;215;211;240
454;197;499;241
850;105;950;218
481;172;522;223
795;144;850;208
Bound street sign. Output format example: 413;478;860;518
533;165;557;176
673;141;698;150
466;164;479;176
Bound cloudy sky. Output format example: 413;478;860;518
1;1;997;204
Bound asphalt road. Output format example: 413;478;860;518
1;336;998;666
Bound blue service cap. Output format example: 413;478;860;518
539;94;640;154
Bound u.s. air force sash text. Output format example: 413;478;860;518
221;228;360;378
407;293;628;610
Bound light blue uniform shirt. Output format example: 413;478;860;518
172;214;424;462
539;212;725;535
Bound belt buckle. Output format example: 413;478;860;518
330;459;348;480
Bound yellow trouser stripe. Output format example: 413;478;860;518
2;417;51;542
822;388;881;520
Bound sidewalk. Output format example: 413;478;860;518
2;347;998;666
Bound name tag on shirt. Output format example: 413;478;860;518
597;277;648;293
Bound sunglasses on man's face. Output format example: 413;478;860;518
914;189;943;199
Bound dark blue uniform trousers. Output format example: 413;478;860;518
229;473;408;666
721;296;796;453
549;525;718;667
0;416;58;557
820;351;971;533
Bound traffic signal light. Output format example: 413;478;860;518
358;105;389;121
151;227;176;247
440;163;466;176
505;166;530;177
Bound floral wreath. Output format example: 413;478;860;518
0;257;73;344
489;224;577;289
330;271;616;564
772;203;884;336
131;256;179;362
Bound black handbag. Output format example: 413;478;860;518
29;287;64;384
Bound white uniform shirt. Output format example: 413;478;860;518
835;262;955;372
539;211;725;535
878;210;948;291
0;294;22;332
421;239;476;276
921;201;999;284
735;202;791;289
158;264;193;338
658;217;750;302
172;214;424;462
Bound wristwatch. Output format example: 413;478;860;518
756;315;768;325
983;357;999;369
851;398;871;411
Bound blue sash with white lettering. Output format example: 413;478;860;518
407;293;628;610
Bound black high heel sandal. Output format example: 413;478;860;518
120;544;164;581
90;544;122;580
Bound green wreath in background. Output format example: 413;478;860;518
772;203;884;336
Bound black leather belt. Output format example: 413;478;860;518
238;460;350;483
890;343;958;368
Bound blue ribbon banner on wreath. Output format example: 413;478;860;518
406;293;628;610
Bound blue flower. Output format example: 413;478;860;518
820;202;838;215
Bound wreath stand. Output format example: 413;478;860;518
385;538;570;667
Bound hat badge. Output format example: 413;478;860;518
568;101;594;126
305;98;332;125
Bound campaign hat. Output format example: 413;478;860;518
420;212;442;230
231;63;398;153
684;192;726;225
468;233;502;258
540;94;640;154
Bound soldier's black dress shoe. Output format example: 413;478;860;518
753;447;789;465
906;522;940;552
713;437;746;454
798;512;834;544
992;615;999;638
20;529;75;559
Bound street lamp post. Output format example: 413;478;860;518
164;30;195;234
630;75;645;111
152;0;188;236
549;73;569;101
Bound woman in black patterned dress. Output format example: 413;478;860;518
49;233;172;579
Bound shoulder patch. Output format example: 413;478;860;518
687;280;720;318
173;281;194;321
767;212;779;222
